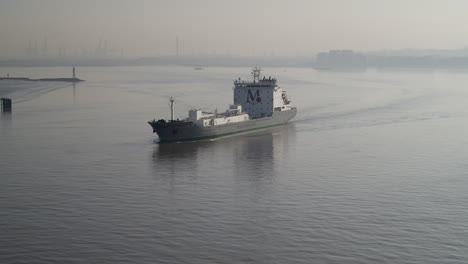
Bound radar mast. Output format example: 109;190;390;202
251;66;262;83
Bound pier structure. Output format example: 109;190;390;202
1;98;12;112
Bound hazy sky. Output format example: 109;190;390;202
1;0;468;58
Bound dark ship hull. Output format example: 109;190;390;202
149;108;296;143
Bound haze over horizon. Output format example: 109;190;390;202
1;0;468;59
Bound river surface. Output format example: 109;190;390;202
1;66;468;263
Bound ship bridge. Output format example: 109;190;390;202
233;67;291;119
234;77;277;88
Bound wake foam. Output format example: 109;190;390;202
0;80;72;103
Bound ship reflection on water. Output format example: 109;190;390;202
151;124;296;181
1;112;12;131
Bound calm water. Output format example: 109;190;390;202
1;66;468;263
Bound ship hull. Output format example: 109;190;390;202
149;108;296;143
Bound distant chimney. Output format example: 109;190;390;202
176;36;179;57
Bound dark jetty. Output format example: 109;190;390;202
0;77;84;82
0;67;84;83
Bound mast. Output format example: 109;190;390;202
252;66;261;83
170;97;175;121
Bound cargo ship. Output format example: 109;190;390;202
148;67;296;143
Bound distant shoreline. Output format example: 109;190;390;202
0;77;84;82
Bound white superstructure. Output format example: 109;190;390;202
188;104;249;127
183;67;293;128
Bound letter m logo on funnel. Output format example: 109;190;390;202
247;89;261;103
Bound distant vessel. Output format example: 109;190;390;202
148;67;297;143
